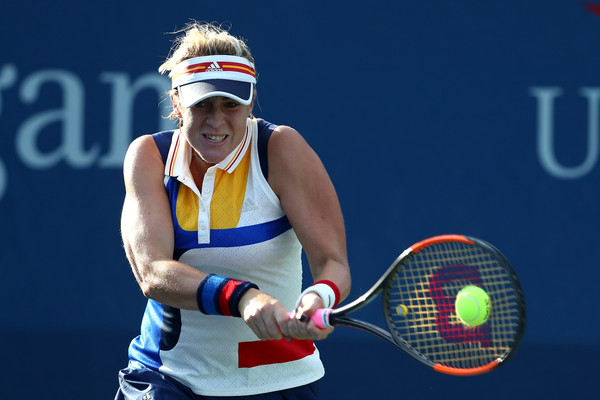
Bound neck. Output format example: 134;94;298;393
189;150;215;188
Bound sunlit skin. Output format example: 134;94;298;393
169;93;335;340
171;93;254;175
121;89;349;342
118;28;353;398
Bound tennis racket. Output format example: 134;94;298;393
311;234;526;376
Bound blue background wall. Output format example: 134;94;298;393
1;1;598;398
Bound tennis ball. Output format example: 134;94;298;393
396;304;408;316
455;285;490;327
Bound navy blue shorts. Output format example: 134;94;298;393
115;367;319;400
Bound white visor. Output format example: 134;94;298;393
171;55;256;107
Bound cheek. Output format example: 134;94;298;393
235;107;253;125
183;109;202;125
236;117;248;130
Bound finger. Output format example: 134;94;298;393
290;313;327;339
278;311;293;340
247;318;269;340
247;313;281;341
286;318;308;339
266;307;294;340
265;317;284;340
278;315;292;343
296;292;324;315
306;321;334;340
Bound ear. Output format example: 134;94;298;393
170;91;183;118
249;89;258;109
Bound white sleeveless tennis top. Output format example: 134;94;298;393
127;118;324;396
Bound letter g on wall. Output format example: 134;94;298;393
0;64;18;202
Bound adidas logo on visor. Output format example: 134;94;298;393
206;62;223;72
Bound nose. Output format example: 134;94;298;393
206;105;225;127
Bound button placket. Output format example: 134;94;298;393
197;167;217;243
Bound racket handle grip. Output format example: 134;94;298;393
311;308;332;329
287;310;332;329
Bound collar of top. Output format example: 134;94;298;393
164;117;254;178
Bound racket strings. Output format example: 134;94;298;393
385;241;524;369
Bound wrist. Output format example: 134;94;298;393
314;280;341;308
295;280;341;309
196;274;259;317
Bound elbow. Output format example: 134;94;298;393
337;258;352;302
340;273;352;302
128;258;162;300
135;269;167;301
138;279;158;300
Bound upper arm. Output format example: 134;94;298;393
120;135;175;287
267;126;350;297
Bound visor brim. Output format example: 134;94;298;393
178;79;254;108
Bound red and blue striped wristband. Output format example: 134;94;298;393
196;274;259;317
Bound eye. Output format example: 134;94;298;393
193;101;208;109
225;100;240;108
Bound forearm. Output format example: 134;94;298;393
127;245;268;320
127;249;206;310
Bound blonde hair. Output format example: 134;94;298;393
159;21;255;120
159;21;255;77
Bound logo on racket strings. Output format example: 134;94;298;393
428;265;492;347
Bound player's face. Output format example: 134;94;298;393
178;95;254;165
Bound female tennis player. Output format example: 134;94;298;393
114;21;351;400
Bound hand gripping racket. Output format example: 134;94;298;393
311;234;526;376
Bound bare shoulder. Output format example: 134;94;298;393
267;124;328;195
124;135;162;166
268;124;316;161
123;134;164;192
254;118;306;150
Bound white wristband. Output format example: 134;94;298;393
294;283;336;309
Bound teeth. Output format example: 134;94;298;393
205;135;225;143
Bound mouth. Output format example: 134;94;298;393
203;134;227;143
